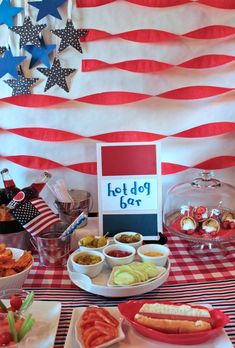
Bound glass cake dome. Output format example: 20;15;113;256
163;171;235;258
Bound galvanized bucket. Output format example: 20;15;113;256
54;189;92;226
31;223;72;267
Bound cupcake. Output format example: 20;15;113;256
202;218;220;234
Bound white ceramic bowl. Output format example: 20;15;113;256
71;250;105;278
103;244;136;268
78;236;110;252
113;232;143;249
137;244;170;267
0;248;33;290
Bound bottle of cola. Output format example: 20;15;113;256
22;171;52;200
0;168;20;201
0;188;8;205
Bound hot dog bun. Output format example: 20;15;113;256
134;302;212;334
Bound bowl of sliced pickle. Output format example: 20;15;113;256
78;234;109;252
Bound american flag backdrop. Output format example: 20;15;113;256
0;0;235;212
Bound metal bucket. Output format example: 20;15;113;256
54;189;92;227
30;223;72;267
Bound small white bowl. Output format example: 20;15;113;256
71;250;105;278
78;236;110;252
103;244;136;268
0;248;33;290
113;232;143;249
137;244;170;267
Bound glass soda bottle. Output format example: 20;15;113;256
0;168;20;201
22;171;52;200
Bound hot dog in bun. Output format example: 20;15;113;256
134;302;213;334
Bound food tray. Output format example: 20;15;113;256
67;256;170;297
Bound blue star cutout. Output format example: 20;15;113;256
0;0;23;27
24;37;56;69
28;0;67;21
0;49;26;78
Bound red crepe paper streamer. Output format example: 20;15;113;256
81;29;178;43
1;86;234;107
158;86;234;100
82;55;235;73
1;95;67;108
2;123;235;142
76;91;150;105
8;128;83;141
184;25;235;39
82;59;173;72
1;155;234;174
76;0;235;9
199;0;235;10
2;155;63;170
81;26;235;43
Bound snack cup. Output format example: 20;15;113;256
71;250;105;278
78;235;110;252
103;244;136;268
137;244;170;267
113;232;143;249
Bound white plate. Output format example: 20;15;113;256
67;256;170;297
72;307;125;348
64;306;233;348
107;262;166;287
3;300;61;348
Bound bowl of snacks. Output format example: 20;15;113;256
103;244;136;268
113;232;143;249
79;234;109;252
137;244;170;267
0;245;33;290
71;250;105;278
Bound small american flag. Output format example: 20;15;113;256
11;197;61;236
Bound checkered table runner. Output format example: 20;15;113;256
24;232;235;288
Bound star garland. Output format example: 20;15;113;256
0;0;23;27
51;19;88;53
37;57;76;92
24;37;56;69
28;0;67;21
9;16;47;48
4;70;39;96
0;49;26;78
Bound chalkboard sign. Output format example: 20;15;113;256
97;142;162;239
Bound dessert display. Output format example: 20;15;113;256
163;171;235;254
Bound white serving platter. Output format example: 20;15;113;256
2;300;61;348
67;255;170;297
64;306;233;348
